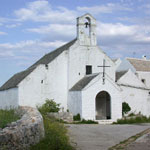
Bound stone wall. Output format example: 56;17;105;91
0;106;44;150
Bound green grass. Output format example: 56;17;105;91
0;109;20;128
113;115;150;124
30;115;74;150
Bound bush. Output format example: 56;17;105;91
113;115;150;124
122;102;131;116
73;113;81;121
30;116;73;150
37;99;60;115
0;109;20;128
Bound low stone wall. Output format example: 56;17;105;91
47;111;73;123
0;106;45;150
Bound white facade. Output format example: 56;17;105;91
0;88;18;109
0;14;150;121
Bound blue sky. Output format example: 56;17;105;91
0;0;150;86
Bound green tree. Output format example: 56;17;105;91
122;102;131;116
38;99;60;115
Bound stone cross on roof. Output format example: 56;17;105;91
98;59;110;84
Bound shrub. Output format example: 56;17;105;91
73;113;81;121
0;109;20;128
122;102;131;116
30;116;73;150
113;115;150;124
37;99;60;115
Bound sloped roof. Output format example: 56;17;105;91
116;71;127;81
127;58;150;72
70;74;98;91
0;67;36;91
112;59;118;63
0;39;77;91
29;39;77;68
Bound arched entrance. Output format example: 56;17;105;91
95;91;111;120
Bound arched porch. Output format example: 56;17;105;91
95;91;111;120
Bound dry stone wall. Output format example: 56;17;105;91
0;106;44;150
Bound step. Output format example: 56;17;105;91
96;120;113;124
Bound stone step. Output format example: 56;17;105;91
97;120;113;124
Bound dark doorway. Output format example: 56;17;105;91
95;91;111;120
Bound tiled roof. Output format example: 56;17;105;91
127;58;150;72
116;71;127;81
70;74;98;91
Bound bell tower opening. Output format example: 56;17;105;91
84;17;91;37
77;13;97;46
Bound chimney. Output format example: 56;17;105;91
142;55;147;60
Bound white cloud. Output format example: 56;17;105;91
26;24;76;40
14;0;77;23
77;3;132;15
0;39;67;59
0;51;14;57
6;23;21;28
0;31;7;35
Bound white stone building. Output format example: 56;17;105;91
0;14;150;121
116;58;150;117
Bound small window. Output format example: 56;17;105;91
141;79;145;84
41;80;43;84
86;65;92;75
45;64;48;70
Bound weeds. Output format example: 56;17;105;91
0;109;20;128
113;115;150;124
30;115;73;150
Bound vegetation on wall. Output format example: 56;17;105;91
0;109;20;128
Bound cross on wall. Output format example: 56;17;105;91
97;59;110;85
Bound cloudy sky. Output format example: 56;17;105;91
0;0;150;86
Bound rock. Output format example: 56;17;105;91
47;112;73;123
0;106;45;150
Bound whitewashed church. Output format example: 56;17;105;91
0;14;150;121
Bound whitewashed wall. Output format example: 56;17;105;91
117;69;150;117
18;50;68;110
0;88;18;109
76;74;122;121
137;71;150;88
68;43;116;90
120;85;150;117
68;91;82;115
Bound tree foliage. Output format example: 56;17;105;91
38;99;60;115
122;102;131;116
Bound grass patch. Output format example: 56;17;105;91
113;115;150;124
30;115;74;150
0;109;20;129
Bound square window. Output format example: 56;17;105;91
86;65;92;75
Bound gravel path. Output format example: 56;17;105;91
66;123;150;150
